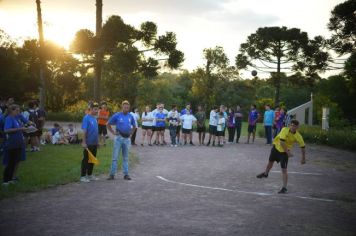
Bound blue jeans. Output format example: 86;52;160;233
110;136;131;176
169;126;177;145
265;125;273;144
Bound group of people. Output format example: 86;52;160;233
1;97;306;194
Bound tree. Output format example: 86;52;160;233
94;0;103;101
235;26;329;105
327;0;356;54
71;15;184;103
35;0;47;109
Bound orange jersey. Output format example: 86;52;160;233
97;109;110;125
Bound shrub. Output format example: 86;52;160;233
298;125;356;150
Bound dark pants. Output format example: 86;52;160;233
227;127;235;142
169;126;177;145
265;126;273;144
131;128;137;144
235;122;242;143
3;148;21;183
81;145;97;177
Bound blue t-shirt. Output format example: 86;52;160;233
248;109;259;125
108;112;136;135
81;114;98;145
4;115;25;149
264;110;275;126
155;112;167;127
0;113;4;139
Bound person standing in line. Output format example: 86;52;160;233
181;103;194;145
256;119;306;194
216;112;226;147
275;107;286;137
168;106;179;147
130;107;140;145
107;100;137;180
2;104;28;186
97;102;110;146
180;109;197;145
273;106;280;138
80;102;100;183
206;106;218;146
150;103;159;145
195;105;206;145
246;104;259;144
155;106;167;146
141;106;154;146
227;108;235;143
234;105;243;143
264;104;275;145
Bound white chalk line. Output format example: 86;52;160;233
156;176;334;202
271;171;323;176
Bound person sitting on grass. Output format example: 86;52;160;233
256;119;306;194
51;127;69;145
65;124;79;144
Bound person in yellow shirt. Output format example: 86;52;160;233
256;119;306;194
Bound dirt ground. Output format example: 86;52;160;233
0;129;355;236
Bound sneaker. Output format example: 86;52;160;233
2;182;9;186
190;142;195;146
174;145;178;147
256;172;268;178
278;187;288;194
206;142;210;146
107;175;115;180
218;144;224;147
87;175;99;181
124;175;131;180
148;144;153;146
80;176;90;183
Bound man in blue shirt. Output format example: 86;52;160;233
107;100;137;180
80;102;99;183
263;104;275;145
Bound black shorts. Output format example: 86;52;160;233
155;126;165;131
98;124;107;135
209;125;217;135
216;131;224;137
248;125;256;133
142;125;152;130
182;128;192;134
197;126;206;133
269;146;288;169
176;125;181;133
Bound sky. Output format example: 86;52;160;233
0;0;344;77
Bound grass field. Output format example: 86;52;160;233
0;140;137;200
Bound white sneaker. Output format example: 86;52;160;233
87;175;99;181
174;145;178;147
80;177;90;183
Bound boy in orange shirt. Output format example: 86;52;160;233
97;102;110;146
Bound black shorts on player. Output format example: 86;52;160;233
269;145;289;169
248;125;256;133
98;124;107;136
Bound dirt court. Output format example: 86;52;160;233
0;129;355;236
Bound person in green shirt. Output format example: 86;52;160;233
195;105;206;145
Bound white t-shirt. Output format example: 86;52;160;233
51;131;61;144
130;112;140;127
209;110;217;126
217;117;226;132
141;112;154;126
181;114;197;130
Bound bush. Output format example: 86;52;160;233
47;112;83;122
298;125;356;150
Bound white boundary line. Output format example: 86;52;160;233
156;176;334;202
271;171;323;176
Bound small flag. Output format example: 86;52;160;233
87;148;99;165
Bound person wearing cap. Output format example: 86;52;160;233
80;102;99;183
107;100;137;180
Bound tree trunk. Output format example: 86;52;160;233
36;0;46;109
275;56;281;106
94;0;103;101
